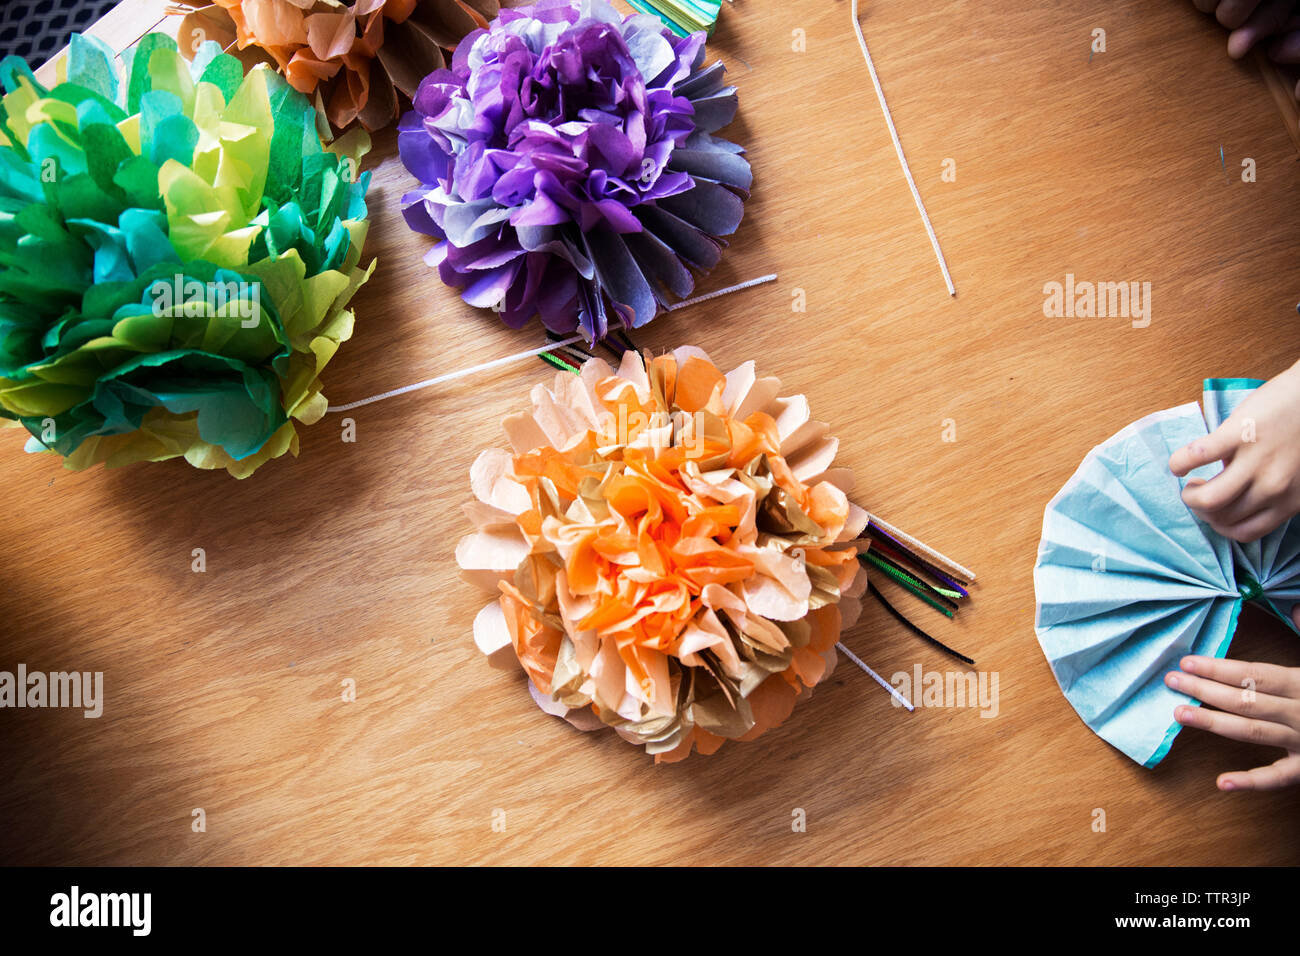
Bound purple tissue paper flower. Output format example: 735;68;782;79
398;0;751;341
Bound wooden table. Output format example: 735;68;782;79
3;0;1298;866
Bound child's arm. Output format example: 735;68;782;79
1167;656;1300;790
1169;358;1300;545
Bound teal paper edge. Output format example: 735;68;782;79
626;0;691;36
626;0;718;36
1142;596;1244;768
1257;595;1300;635
1203;377;1264;391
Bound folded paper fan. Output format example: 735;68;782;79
456;346;872;761
1034;378;1300;768
399;0;750;341
625;0;721;37
0;33;373;477
172;0;497;131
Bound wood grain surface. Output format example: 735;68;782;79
3;0;1299;866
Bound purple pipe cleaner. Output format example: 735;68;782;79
398;0;750;341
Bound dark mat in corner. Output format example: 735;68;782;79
0;0;123;68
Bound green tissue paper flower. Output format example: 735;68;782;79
0;32;374;478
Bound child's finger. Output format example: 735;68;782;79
1182;466;1255;519
1211;505;1288;543
1216;0;1265;30
1182;655;1300;697
1175;703;1300;749
1266;27;1300;61
1227;0;1294;58
1196;479;1275;530
1180;463;1251;515
1217;755;1300;791
1169;427;1238;476
1204;488;1267;527
1165;670;1298;724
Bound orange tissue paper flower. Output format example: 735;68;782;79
172;0;497;131
456;346;870;762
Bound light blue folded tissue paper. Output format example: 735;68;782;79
1034;378;1300;768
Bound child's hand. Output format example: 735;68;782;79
1192;0;1300;60
1167;655;1300;790
1169;360;1300;544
